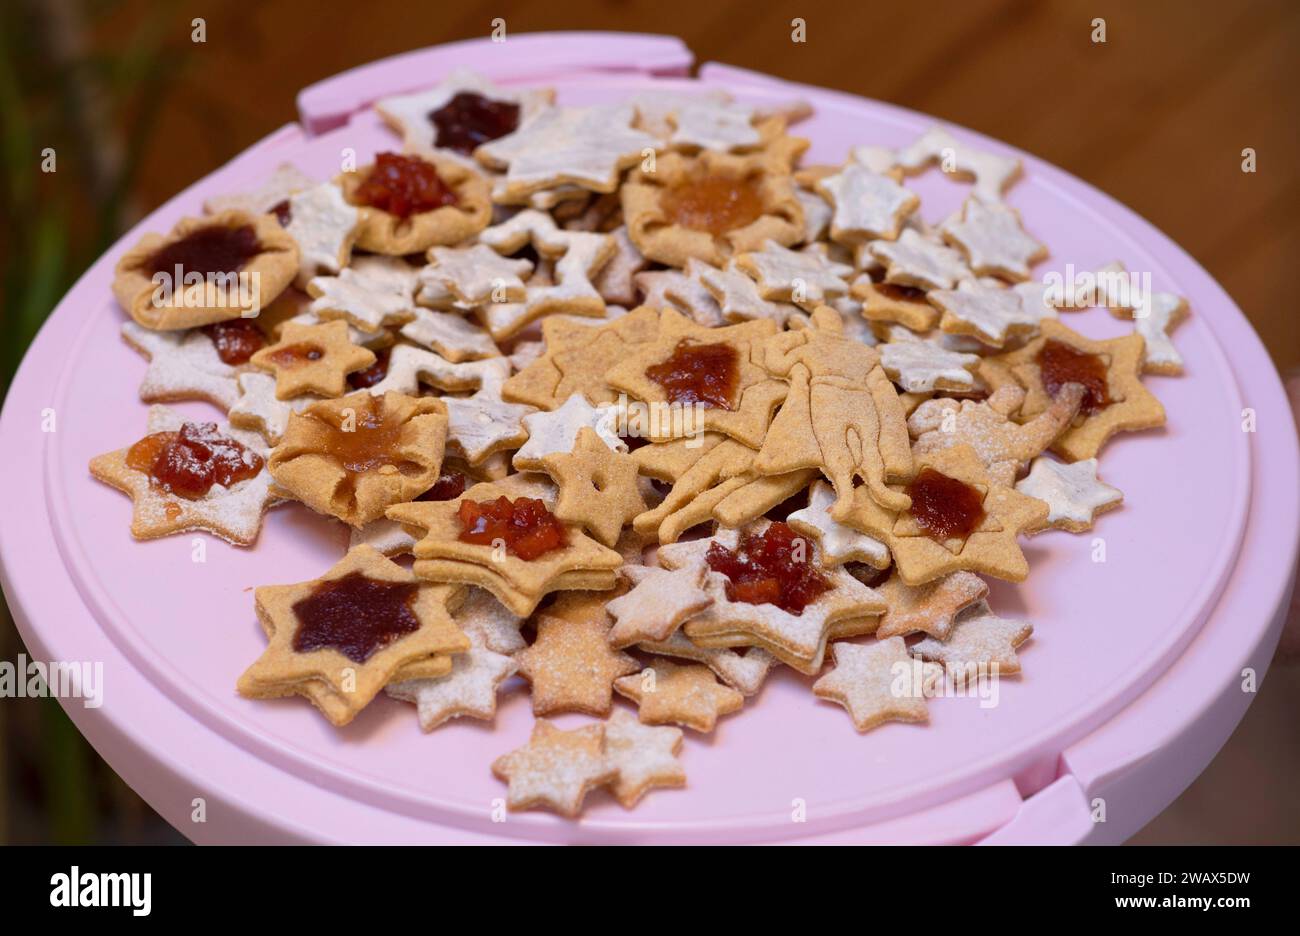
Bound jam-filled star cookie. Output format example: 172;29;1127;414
386;474;623;616
237;545;469;726
990;319;1166;461
250;319;376;399
89;405;276;546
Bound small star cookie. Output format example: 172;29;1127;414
895;126;1021;203
386;635;518;731
636;632;776;697
603;708;686;808
491;720;617;817
875;571;988;639
869;228;971;291
515;615;639;716
788;480;891;567
307;255;418;333
1015;456;1122;532
514;396;625;470
614;660;744;733
120;321;241;411
735;239;854;310
941;199;1046;282
815;163;919;243
250;319;375;399
812;637;938;732
912;600;1033;674
606;563;713;648
539;427;647;547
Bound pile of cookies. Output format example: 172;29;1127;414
91;69;1186;817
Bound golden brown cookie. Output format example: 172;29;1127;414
250;319;376;400
268;391;448;527
112;211;297;330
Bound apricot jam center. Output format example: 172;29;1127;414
430;92;521;154
905;467;986;542
659;172;765;237
125;422;263;499
316;399;409;474
418;470;467;502
352;152;457;219
705;521;830;615
457;496;566;561
291;571;420;664
202;318;265;365
1036;339;1111;415
140;224;262;277
645;340;739;409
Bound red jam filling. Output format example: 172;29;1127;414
457;496;566;561
347;347;390;390
1035;339;1112;416
705;521;830;615
202;318;265;365
352;152;458;219
418;470;467;502
876;282;927;303
267;343;324;367
905;467;986;541
645;340;739;410
290;571;420;663
430;91;521;155
140;224;262;277
659;173;765;237
125;422;263;499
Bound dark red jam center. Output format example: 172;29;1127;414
140;224;262;277
457;496;566;561
125;422;263;499
291;571;420;663
202;318;265;365
429;91;521;155
352;152;458;219
418;470;467;502
1035;339;1111;416
645;340;739;410
905;467;986;541
347;347;391;390
705;521;830;615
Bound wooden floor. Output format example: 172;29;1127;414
106;0;1300;368
63;0;1299;844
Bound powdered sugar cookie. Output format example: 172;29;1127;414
307;255;418;333
491;720;616;817
1015;456;1122;532
89;405;276;546
942;199;1046;282
895;126;1022;203
912;600;1032;674
813;638;938;732
614;660;744;733
120;321;241;411
815;162;919;243
386;634;518;731
603;708;686;808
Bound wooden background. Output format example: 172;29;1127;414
3;0;1296;844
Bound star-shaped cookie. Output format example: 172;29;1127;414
875;570;988;639
735;239;854;309
491;720;617;817
515;615;639;716
941;199;1046;282
603;708;686;808
89;405;276;546
120;321;241;411
386;635;518;731
815;163;919;243
514;396;625;470
787;480;890;567
812;637;938;732
614;660;744;733
539;427;647;546
912;600;1033;674
606;563;713;648
1015;456;1122;532
250;319;375;399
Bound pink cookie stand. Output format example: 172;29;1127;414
2;33;1296;845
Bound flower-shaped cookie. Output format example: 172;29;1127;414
268;391;449;527
112;210;298;329
237;545;469;727
621;147;804;268
338;152;490;255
